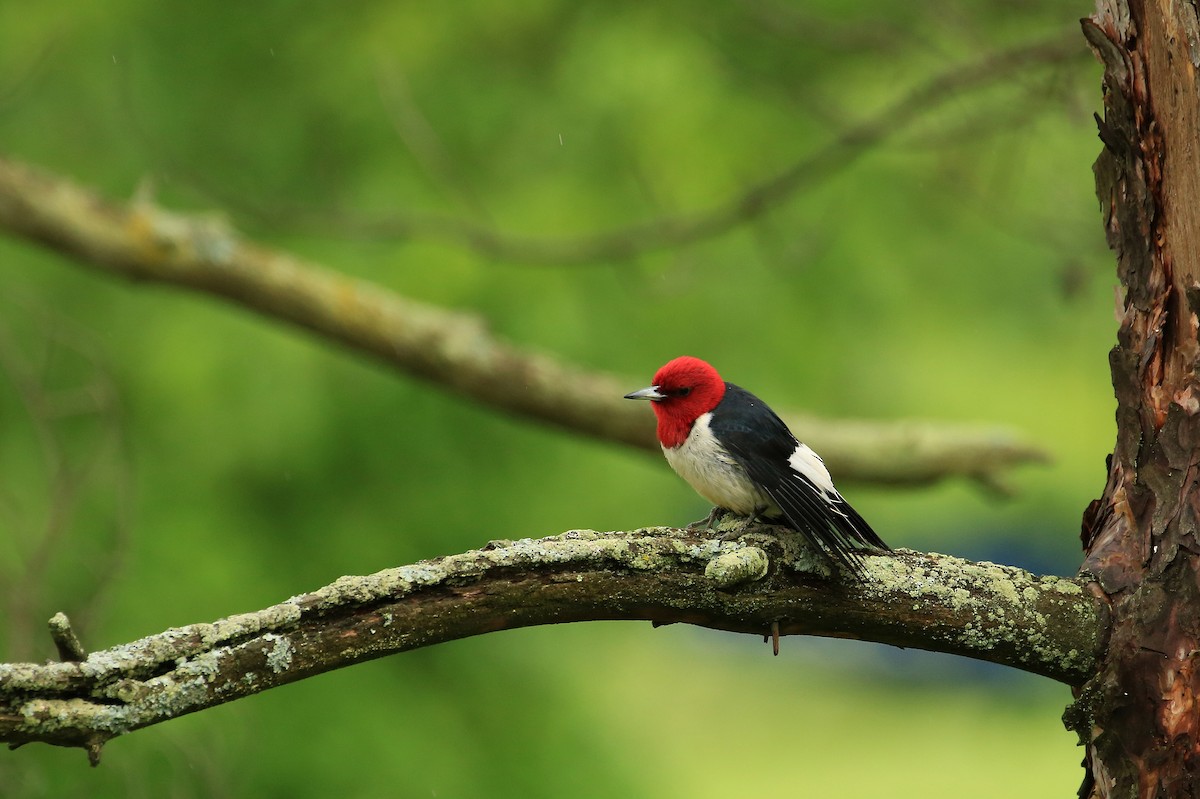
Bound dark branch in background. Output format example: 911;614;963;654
374;61;491;220
0;39;59;116
0;156;1046;488
245;30;1085;264
0;302;134;662
0;525;1106;764
739;0;933;55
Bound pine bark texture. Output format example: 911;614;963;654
1077;1;1200;796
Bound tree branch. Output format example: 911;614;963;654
0;156;1046;488
0;525;1104;764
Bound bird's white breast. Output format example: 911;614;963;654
662;412;775;516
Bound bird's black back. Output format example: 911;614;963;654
709;383;889;574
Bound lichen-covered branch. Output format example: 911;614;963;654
0;525;1105;764
0;155;1045;487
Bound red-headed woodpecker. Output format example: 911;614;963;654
625;356;888;575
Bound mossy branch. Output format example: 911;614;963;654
0;155;1046;488
0;525;1105;765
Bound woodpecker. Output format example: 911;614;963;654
625;356;888;575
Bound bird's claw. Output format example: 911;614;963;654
717;504;768;540
686;506;727;531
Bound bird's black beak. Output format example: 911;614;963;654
624;386;666;402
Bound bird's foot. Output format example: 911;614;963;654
686;506;728;531
718;504;769;541
742;505;769;532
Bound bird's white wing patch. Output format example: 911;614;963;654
788;443;839;500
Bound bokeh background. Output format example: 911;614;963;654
1;2;1111;797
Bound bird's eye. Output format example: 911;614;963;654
678;387;692;397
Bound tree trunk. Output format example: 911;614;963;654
1075;1;1200;796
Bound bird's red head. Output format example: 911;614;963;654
625;356;727;448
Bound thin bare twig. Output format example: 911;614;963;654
0;301;134;661
374;59;490;218
0;38;60;116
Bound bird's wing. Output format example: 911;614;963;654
711;385;887;572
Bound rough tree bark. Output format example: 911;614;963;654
1071;1;1200;796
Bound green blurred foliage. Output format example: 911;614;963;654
0;1;1109;796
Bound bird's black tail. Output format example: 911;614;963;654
767;478;889;577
